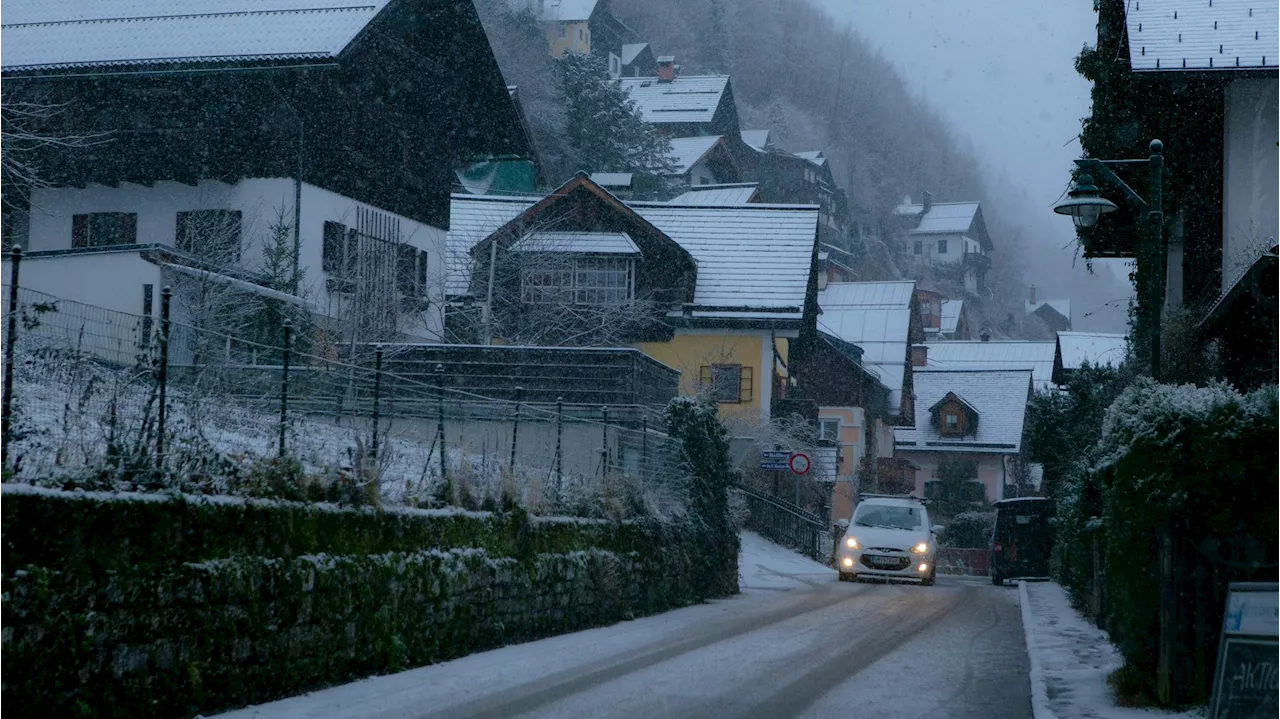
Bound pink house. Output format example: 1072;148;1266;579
893;369;1034;503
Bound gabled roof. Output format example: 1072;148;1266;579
740;129;773;153
666;135;724;176
446;183;819;317
618;75;731;124
794;150;827;167
1;0;392;73
895;370;1033;454
511;231;640;255
589;172;634;187
620;43;649;65
667;183;760;206
922;340;1056;392
895;201;984;236
928;391;980;416
817;281;917;414
1125;0;1279;72
1026;299;1072;324
939;299;964;335
540;0;597;22
1055;332;1128;371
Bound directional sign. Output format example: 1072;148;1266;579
760;450;791;471
788;452;811;475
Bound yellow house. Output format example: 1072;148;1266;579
545;20;591;57
445;175;821;428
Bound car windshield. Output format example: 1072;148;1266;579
853;504;924;531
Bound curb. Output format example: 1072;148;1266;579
1019;580;1059;719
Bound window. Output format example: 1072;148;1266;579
322;221;346;273
699;363;752;403
944;413;959;431
937;238;948;255
521;257;633;305
913;241;922;255
819;418;840;442
609;53;621;78
396;245;430;300
176;210;241;261
939;402;966;437
578;27;584;43
72;212;137;248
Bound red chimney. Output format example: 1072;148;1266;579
922;190;932;214
911;345;928;367
656;55;676;82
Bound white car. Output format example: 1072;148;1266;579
836;495;941;586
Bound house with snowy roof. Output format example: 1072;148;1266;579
753;149;844;242
445;173;821;427
619;43;657;78
534;0;634;65
918;340;1057;393
1120;1;1279;388
1;0;533;351
1053;332;1128;384
667;184;761;206
1024;285;1072;333
618;60;741;140
915;288;969;340
894;369;1035;503
894;193;994;295
662;136;742;188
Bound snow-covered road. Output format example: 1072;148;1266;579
215;532;1031;719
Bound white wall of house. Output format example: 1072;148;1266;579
688;158;718;187
905;451;1009;503
1222;78;1279;288
15;250;163;318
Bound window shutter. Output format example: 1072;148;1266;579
119;213;137;244
740;365;753;402
72;214;89;248
417;250;429;297
322;221;343;273
699;365;712;389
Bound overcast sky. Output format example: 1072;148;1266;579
815;0;1134;332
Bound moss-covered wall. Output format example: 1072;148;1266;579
1;485;739;718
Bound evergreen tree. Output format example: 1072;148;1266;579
556;53;674;175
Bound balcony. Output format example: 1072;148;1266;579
963;251;992;271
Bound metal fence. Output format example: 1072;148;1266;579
736;484;829;562
1;269;688;519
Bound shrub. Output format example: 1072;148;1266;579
940;511;995;548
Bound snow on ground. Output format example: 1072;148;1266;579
738;530;834;592
1023;581;1202;719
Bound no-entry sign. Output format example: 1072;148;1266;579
788;452;811;475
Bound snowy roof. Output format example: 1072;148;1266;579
668;183;760;206
1126;0;1279;72
1026;299;1072;324
1056;332;1128;371
939;299;964;335
618;75;730;124
895;201;982;236
817;281;917;414
540;0;597;22
510;231;640;255
1;0;391;73
895;370;1033;454
922;341;1056;392
620;43;648;65
740;129;772;152
590;172;634;187
794;150;827;167
666;136;723;176
446;194;819;313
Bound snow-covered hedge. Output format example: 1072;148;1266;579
2;485;739;717
1060;379;1278;706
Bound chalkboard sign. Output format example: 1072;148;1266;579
1210;583;1279;719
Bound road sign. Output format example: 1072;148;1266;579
1210;583;1279;718
760;450;791;471
759;462;789;471
788;452;811;475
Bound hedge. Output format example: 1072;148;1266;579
1066;380;1278;705
2;486;738;717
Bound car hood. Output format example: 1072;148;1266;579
845;525;930;550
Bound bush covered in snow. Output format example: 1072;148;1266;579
938;510;995;548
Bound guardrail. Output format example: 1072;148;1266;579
736;484;827;562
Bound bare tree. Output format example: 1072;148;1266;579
1;101;109;212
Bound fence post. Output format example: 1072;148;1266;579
554;396;563;480
278;318;292;458
2;246;21;452
641;414;648;483
371;344;383;461
600;405;610;476
156;286;171;461
435;363;446;484
509;385;522;472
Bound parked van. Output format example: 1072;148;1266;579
990;497;1054;586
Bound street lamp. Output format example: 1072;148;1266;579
1053;139;1165;380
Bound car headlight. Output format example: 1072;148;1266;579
911;542;929;554
845;537;859;550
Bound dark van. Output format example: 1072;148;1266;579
990;497;1054;586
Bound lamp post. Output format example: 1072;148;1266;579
1054;139;1165;381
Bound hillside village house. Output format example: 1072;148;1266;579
666;183;762;206
915;288;970;341
619;61;743;141
534;0;635;66
1;0;533;351
920;340;1058;393
1052;331;1128;384
619;42;658;78
445;174;821;429
1024;286;1072;333
894;194;994;295
663;136;742;188
894;369;1035;503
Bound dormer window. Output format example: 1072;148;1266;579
942;409;962;436
930;391;978;438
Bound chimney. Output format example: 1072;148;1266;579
911;345;928;367
979;328;992;342
922;190;932;214
1029;284;1037;305
903;194;912;206
656;56;676;83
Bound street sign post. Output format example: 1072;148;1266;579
788;452;811;475
1209;582;1278;718
760;450;790;472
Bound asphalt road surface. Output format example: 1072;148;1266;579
221;536;1032;719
